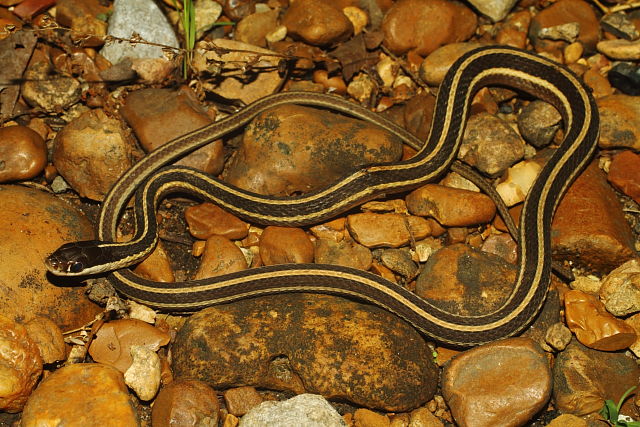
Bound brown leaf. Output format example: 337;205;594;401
329;34;378;81
0;31;36;121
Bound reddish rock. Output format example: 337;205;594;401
0;125;47;183
195;235;248;279
259;226;314;265
152;379;219;427
608;150;640;204
281;0;353;46
185;202;250;240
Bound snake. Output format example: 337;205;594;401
45;46;599;347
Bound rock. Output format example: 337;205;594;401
419;42;485;87
23;316;66;364
380;248;418;279
0;125;47;182
529;0;599;54
353;408;390;426
601;11;640;41
495;159;542;207
597;94;640;150
495;10;531;49
382;0;477;56
564;289;636;351
195;235;249;279
239;394;346;427
133;240;175;283
100;0;179;64
55;0;111;28
223;0;256;21
185;202;250;240
608;150;640;204
552;162;637;273
597;38;640;60
124;345;161;401
22;61;82;111
120;88;224;175
223;104;403;196
192;39;283;104
415;244;517;316
599;259;640;317
52;108;133;201
224;386;264;416
406;184;496;227
314;238;373;270
545;322;573;351
259;226;314;265
152;379;220;427
0;315;42;413
346;213;431;248
517;101;562;148
583;68;614;98
466;0;516;22
546;414;589;427
21;364;139;426
553;340;640;416
281;0;353;46
235;9;279;47
480;233;518;264
442;338;551;427
0;185;101;330
172;294;438;411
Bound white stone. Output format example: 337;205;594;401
239;394;346;427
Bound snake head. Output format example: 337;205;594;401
45;241;111;276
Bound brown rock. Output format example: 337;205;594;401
0;185;101;331
120;87;224;175
551;162;637;272
442;338;551;427
0;315;42;413
0;125;47;183
599;259;640;317
55;0;111;27
353;408;391;426
564;289;636;351
382;0;477;56
314;238;373;270
52;109;133;201
529;0;599;54
22;60;82;112
495;10;531;49
402;92;437;140
546;414;589;427
21;364;139;426
23;316;65;365
517;100;562;148
235;9;279;47
223;104;403;196
195;235;249;279
223;0;255;21
380;248;418;279
223;386;264;416
419;42;484;86
309;217;347;242
281;0;353;46
406;184;496;226
172;294;438;412
133;240;175;283
553;340;640;416
583;68;614;99
152;379;219;427
88;319;171;373
415;244;517;316
185;202;249;240
597;94;640;150
608;150;640;204
346;213;431;248
480;233;518;264
259;226;314;265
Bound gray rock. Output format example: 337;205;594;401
100;0;179;64
466;0;517;22
239;394;346;427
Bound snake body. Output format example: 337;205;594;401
45;46;599;346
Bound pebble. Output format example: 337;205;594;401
223;104;402;196
52;108;133;200
223;0;255;21
466;0;516;22
582;68;614;98
0;315;42;413
22;58;82;112
607;62;640;95
480;233;518;264
235;9;279;47
346;213;431;248
120;88;224;175
133;240;175;283
314;238;373;270
405;184;496;227
546;414;589;427
88;319;171;373
310;218;347;242
281;0;353;46
529;0;599;54
185;202;250;240
608;150;640;204
597;38;640;60
152;379;220;427
517;100;562;148
23;316;66;364
259;226;314;265
353;408;390;426
100;0;179;64
0;125;46;183
601;11;640;41
442;338;551;427
382;0;477;56
379;248;418;279
195;235;249;279
224;386;264;416
598;259;640;317
192;39;283;104
0;185;101;330
172;294;438;411
419;42;484;87
552;340;640;415
401;92;437;140
239;394;346;427
21;364;139;426
495;159;541;206
564;289;636;351
495;10;531;49
459;112;525;176
189;0;223;39
415;244;517;316
552;162;637;273
545;322;573;351
597;94;640;150
124;345;162;401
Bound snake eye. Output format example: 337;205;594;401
69;262;84;273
